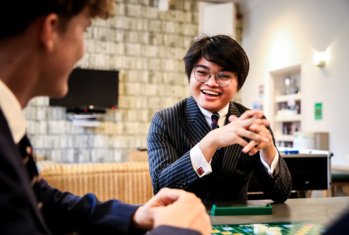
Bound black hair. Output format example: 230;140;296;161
183;35;250;90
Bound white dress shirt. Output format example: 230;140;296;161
0;80;26;144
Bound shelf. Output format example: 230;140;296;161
270;64;302;148
71;120;101;127
275;93;302;103
67;113;102;127
275;114;302;122
275;135;294;142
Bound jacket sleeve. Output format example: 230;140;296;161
253;153;292;202
251;124;292;202
147;111;198;194
234;102;292;202
323;209;349;235
40;179;204;235
149;225;201;235
38;179;142;235
262;124;292;202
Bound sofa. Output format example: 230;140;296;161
37;160;153;204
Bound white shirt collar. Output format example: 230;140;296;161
0;80;26;144
198;103;230;127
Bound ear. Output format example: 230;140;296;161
40;14;59;51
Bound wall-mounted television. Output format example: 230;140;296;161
50;68;118;113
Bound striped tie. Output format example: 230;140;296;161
211;112;220;130
211;113;224;171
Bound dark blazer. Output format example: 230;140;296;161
323;209;349;235
0;108;200;235
148;97;292;203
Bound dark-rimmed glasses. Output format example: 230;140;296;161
193;66;236;87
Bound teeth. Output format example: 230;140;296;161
202;90;219;96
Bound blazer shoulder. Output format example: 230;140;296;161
155;98;188;120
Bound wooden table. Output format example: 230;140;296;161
210;197;349;227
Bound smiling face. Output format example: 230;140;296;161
190;57;238;112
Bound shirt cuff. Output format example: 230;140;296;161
260;147;279;176
190;144;212;178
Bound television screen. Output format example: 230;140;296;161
283;155;329;190
248;153;330;197
50;68;118;113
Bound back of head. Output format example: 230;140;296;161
0;0;114;40
183;35;250;90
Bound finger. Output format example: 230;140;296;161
238;117;258;128
242;140;259;153
238;128;269;143
248;123;262;133
229;115;269;130
239;117;270;130
234;136;249;147
153;188;184;206
240;110;265;120
248;148;259;156
228;115;238;122
249;140;268;155
253;126;272;142
248;119;270;130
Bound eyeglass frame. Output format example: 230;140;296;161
192;65;237;87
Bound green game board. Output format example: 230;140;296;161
212;221;325;235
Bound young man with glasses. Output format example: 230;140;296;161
0;1;211;234
148;35;292;203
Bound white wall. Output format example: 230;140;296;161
240;0;349;166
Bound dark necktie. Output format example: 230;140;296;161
211;112;220;130
211;113;224;171
18;135;43;209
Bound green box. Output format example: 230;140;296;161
315;102;323;120
210;203;272;216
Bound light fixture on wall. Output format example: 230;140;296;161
313;51;329;68
158;0;171;11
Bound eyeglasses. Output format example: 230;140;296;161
193;66;237;87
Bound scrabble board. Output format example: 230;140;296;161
212;221;325;235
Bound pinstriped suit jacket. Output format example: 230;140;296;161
148;96;292;203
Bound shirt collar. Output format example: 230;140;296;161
198;103;230;127
0;80;26;144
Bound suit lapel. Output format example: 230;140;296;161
221;102;246;174
184;97;211;147
183;99;248;174
184;98;225;171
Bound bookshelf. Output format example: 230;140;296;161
269;65;302;147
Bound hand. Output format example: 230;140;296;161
132;188;211;235
242;119;274;155
239;111;277;165
218;110;270;148
199;110;270;162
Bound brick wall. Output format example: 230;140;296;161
25;0;198;163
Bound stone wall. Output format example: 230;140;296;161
25;0;198;163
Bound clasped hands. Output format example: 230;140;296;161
132;188;211;235
210;109;274;156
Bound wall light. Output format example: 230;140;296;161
158;0;169;11
313;51;329;68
